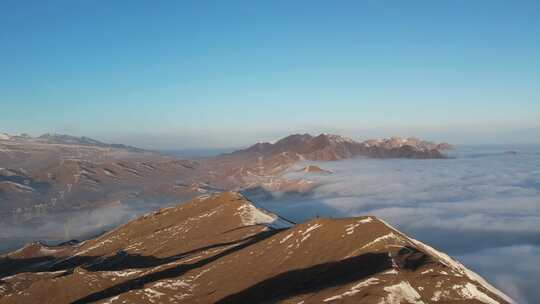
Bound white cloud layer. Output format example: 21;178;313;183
257;144;540;303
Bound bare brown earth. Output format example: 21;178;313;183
0;192;512;304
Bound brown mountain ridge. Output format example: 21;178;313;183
0;192;512;304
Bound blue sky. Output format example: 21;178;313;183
1;0;539;148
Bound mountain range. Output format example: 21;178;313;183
36;133;146;152
0;192;512;304
231;133;452;161
0;132;452;231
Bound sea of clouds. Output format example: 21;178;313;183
255;144;540;303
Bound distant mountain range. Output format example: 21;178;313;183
199;133;453;193
1;132;146;152
1;131;452;160
0;192;513;304
231;133;452;161
0;132;453;221
37;133;147;152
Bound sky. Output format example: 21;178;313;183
1;0;539;149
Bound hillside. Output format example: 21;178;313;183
0;133;203;225
0;192;512;304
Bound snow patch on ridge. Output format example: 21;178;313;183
280;232;294;244
323;278;380;302
303;223;322;235
143;288;165;303
380;281;424;304
360;232;402;250
453;283;500;304
235;203;292;229
345;217;373;235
